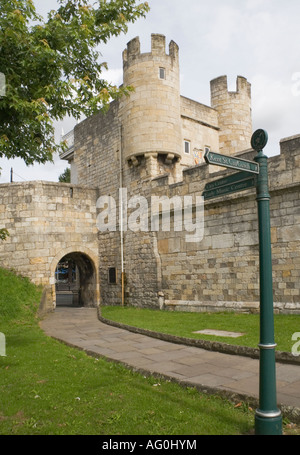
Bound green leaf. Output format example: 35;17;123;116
0;0;149;164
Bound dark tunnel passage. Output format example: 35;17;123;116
55;252;97;308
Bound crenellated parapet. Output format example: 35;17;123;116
210;75;252;156
122;34;179;70
120;35;182;179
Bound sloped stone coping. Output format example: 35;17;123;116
98;311;300;366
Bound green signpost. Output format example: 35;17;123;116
203;171;256;200
203;129;282;435
251;129;282;435
204;150;259;174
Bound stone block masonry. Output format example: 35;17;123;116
94;133;300;314
1;140;299;314
210;75;252;156
149;136;300;313
2;34;299;315
0;181;99;313
69;32;300;313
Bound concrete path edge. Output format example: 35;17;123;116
95;312;300;423
40;307;300;424
97;310;300;366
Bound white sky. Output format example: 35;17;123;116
1;0;300;183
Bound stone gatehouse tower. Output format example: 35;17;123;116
65;34;253;185
1;34;300;314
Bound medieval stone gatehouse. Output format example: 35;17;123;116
1;34;300;314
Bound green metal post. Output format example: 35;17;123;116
252;130;282;435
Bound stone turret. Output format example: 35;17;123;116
210;75;252;155
121;34;182;176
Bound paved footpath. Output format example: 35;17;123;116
40;307;300;418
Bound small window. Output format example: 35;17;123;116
159;67;166;79
108;267;117;284
184;140;190;155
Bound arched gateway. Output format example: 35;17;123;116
0;181;100;315
50;248;100;311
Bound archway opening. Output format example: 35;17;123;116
55;252;97;308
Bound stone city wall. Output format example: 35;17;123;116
148;134;300;313
0;181;99;312
1;139;299;314
96;134;300;314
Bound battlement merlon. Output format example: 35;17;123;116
210;75;251;102
123;34;179;68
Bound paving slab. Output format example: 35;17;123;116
40;307;300;419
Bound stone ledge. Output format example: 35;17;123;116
165;299;260;313
164;299;300;315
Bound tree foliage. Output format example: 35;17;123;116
0;0;149;165
58;167;70;183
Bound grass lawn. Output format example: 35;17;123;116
2;323;256;435
1;268;299;435
0;267;255;435
101;305;300;354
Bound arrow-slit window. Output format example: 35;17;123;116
108;267;117;284
159;67;166;79
184;140;191;154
